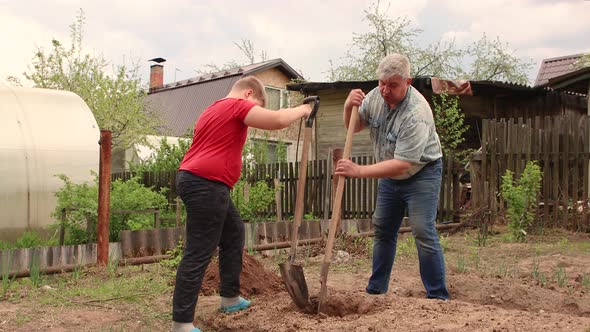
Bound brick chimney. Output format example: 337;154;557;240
148;57;166;92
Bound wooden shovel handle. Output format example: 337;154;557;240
289;126;312;262
318;105;359;311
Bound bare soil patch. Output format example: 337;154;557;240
2;228;590;331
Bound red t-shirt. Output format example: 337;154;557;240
179;98;256;188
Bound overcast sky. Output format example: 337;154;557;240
1;0;589;87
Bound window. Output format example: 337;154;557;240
264;86;289;110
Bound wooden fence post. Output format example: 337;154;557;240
154;208;160;228
274;178;282;222
175;197;182;226
59;208;66;246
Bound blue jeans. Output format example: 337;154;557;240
366;159;449;300
172;170;245;323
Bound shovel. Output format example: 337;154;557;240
317;105;359;314
279;95;320;309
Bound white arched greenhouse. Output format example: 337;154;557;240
0;86;100;241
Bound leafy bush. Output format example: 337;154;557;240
501;161;542;242
161;237;184;270
52;174;98;245
14;231;50;248
432;92;469;154
130;137;191;173
53;174;168;244
231;180;277;222
110;177;169;238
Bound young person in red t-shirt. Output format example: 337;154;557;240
172;76;311;332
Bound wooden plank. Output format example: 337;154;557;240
490;119;498;218
481;119;489;211
583;116;590;231
528;120;533;164
498;119;506;212
354;157;359;219
516;117;524;178
436;156;445;223
552;117;560;227
543;116;551;227
572;117;580;221
563;116;570;228
370;163;374;218
445;153;453;222
289;161;296;217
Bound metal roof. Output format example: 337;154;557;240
287;77;542;96
146;75;240;137
534;53;586;86
155;58;301;92
146;58;303;137
545;66;590;95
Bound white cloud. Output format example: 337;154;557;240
0;12;67;86
1;0;589;85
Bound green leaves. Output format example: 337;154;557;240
52;174;168;244
432;92;469;154
231;180;277;222
328;1;533;83
20;9;160;149
130;137;191;173
501;161;542;242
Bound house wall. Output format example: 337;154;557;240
254;68;305;143
313;89;373;159
253;68;291;88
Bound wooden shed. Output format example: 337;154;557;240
287;78;588;159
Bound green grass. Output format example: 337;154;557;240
554;267;567;288
13;312;33;326
397;236;416;257
582;273;590;290
37;265;171;307
456;255;467;273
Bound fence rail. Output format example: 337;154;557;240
112;154;462;223
470;115;590;231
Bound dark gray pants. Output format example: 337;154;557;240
172;170;244;323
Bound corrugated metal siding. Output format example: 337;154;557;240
145;75;241;136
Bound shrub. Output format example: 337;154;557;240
53;174;168;244
432;92;469;154
500;161;542;242
130;137;191;173
231;180;277;222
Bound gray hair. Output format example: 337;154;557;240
376;53;411;80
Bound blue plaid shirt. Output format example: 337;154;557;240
358;86;442;179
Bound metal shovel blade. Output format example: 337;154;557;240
279;259;310;309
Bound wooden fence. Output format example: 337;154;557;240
112;155;462;224
470;115;590;231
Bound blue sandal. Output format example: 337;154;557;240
220;297;250;313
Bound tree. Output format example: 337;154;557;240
195;39;268;75
467;33;533;84
328;1;422;81
328;1;533;84
16;9;159;149
574;53;590;69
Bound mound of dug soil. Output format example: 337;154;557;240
200;253;284;297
